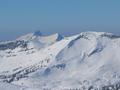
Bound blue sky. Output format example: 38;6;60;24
0;0;120;40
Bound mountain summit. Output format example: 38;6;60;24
33;30;42;36
17;31;63;42
0;31;120;90
17;31;42;41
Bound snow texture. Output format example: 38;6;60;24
0;31;120;90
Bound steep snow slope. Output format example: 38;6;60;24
0;31;120;90
0;33;74;83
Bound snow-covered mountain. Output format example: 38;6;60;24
0;31;64;58
0;31;120;90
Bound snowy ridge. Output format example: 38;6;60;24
0;31;120;90
17;31;42;41
0;31;64;59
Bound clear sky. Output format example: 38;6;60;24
0;0;120;41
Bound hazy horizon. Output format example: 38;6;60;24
0;0;120;41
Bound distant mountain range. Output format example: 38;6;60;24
0;31;120;90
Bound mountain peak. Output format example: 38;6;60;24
33;30;42;36
52;33;64;41
17;31;42;41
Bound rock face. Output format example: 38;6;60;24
0;31;120;90
0;40;27;50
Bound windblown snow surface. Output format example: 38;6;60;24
0;31;120;90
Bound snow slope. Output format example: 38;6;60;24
0;31;120;90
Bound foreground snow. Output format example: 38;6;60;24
0;31;120;90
